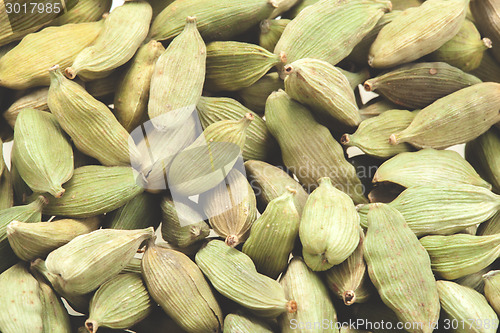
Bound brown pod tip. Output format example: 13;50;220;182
186;16;197;24
388;134;398;145
343;290;356;306
190;226;202;238
340;134;350;145
286;300;298;313
483;38;493;49
225;235;240;247
85;319;98;333
260;20;271;34
280;51;287;64
64;67;76;79
286;186;297;195
53;187;66;199
363;80;374;92
269;0;279;8
283;64;294;75
49;64;60;72
244;113;254;121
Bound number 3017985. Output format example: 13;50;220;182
5;2;61;14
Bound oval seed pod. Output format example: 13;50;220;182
0;165;13;210
148;17;206;131
340;110;415;159
224;312;273;333
104;192;161;230
437;280;498;333
259;19;290;52
300;177;360;271
283;58;360;127
0;21;103;89
3;87;49;128
13;109;73;198
10;146;34;204
84;68;123;103
205;41;281;92
364;204;440;333
274;0;391;71
86;273;153;332
65;1;152;81
363;62;482;109
142;243;223;333
477;213;500;236
420;233;500;280
265;90;367;204
0;263;43;333
483;270;500;315
149;0;276;41
470;0;500;63
45;227;154;295
389;82;500;149
195;240;296;318
200;169;257;247
373;149;491;189
7;217;99;262
369;0;469;68
242;189;300;279
237;72;284;114
471;51;500;83
51;0;112;25
455;266;491;294
278;257;339;333
114;40;165;133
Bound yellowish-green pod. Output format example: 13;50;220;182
373;148;491;189
13;109;73;198
195;239;296;318
477;212;500;236
0;162;13;210
340;110;415;159
45;227;154;295
205;41;281;92
471;50;500;83
114;40;164;133
148;0;276;41
437;280;498;333
224;312;273;333
470;0;500;63
142;243;223;333
6;217;100;262
48;66;141;167
455;266;491;294
279;257;339;333
4;88;49;128
269;0;299;18
483;270;500;315
389;82;500;149
65;1;152;81
284;58;360;127
237;72;284;114
84;68;123;101
364;204;440;333
105;192;161;230
51;0;112;25
420;233;500;280
34;271;71;333
86;273;153;332
369;0;469;68
259;19;290;52
358;98;401;120
300;177;360;271
148;16;206;131
0;21;103;89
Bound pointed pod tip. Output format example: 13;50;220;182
340;134;350;145
53;187;66;199
342;290;356;306
388;133;399;145
85;319;98;333
283;64;293;76
286;300;297;313
6;220;20;236
64;67;76;79
483;38;493;49
186;16;197;24
225;235;239;247
244;113;254;122
285;186;297;195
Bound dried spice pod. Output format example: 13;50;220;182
358;98;401;120
10;146;33;204
105;192;161;230
195;240;296;318
420;233;500;280
3;87;49;128
471;51;500;83
51;0;112;25
477;212;500;236
284;58;360;127
278;257;338;333
237;72;284;114
338;67;370;91
265;90;367;204
275;0;391;71
363;62;481;109
65;1;152;81
269;0;299;18
455;266;491;294
149;0;276;41
259;19;290;52
0;165;13;210
341;110;415;159
390;0;422;10
205;41;281;92
470;0;500;63
148;17;206;131
84;69;123;102
389;82;500;149
373;148;491;189
483;270;500;315
224;312;273;333
114;40;164;133
86;273;153;332
0;21;103;89
48;66;141;167
369;0;469;68
364;204;440;333
7;217;100;262
142;243;223;333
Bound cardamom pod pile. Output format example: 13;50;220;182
1;0;500;332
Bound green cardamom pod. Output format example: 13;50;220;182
338;67;371;91
477;212;500;236
455;266;491;294
391;0;422;10
51;0;112;25
4;87;49;128
269;0;299;18
224;311;273;333
84;68;123;103
259;19;290;52
237;72;284;114
470;0;500;63
483;270;500;315
104;192;161;230
470;51;500;83
358;98;401;120
0;163;13;210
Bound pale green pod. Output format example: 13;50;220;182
86;273;153;332
242;189;300;279
65;1;152;81
205;41;281;92
51;0;112;25
389;82;500;149
283;58;360;127
471;51;500;83
340;110;415;158
364;204;440;333
13;108;73;198
369;0;469;68
483;270;500;315
142;243;223;333
114;40;165;132
224;312;273;333
300;177;360;271
0;263;43;333
48;66;142;167
269;0;299;18
34;271;71;333
4;87;49;128
237;72;284;114
420;233;500;280
7;217;100;262
455;266;491;294
45;227;154;295
10;145;33;204
259;19;290;52
477;213;500;236
274;0;391;71
84;68;122;101
373;148;491;189
279;257;339;333
42;165;144;218
285;0;318;19
358;98;401;120
470;0;500;63
195;240;295;318
0;164;13;210
148;17;206;131
0;21;103;89
437;280;498;333
105;192;161;230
